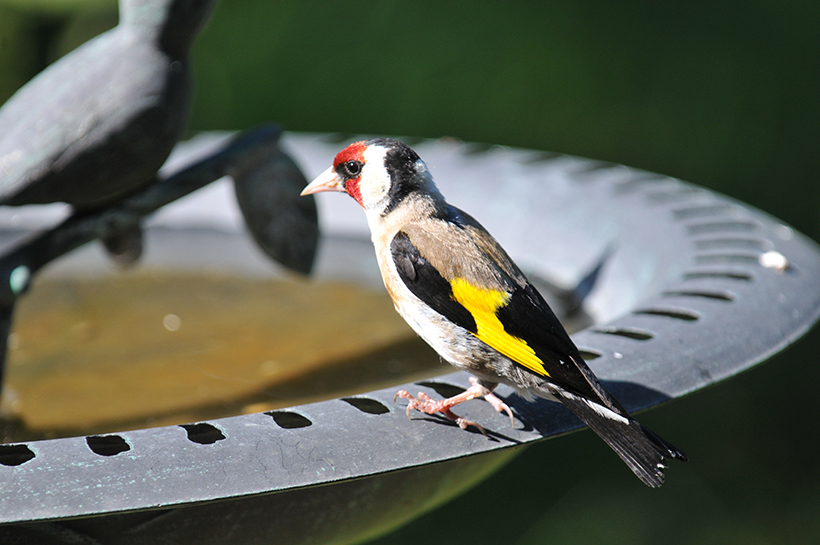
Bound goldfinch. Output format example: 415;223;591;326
301;138;686;487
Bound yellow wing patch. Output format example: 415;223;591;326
449;278;549;377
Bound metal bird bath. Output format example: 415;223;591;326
1;133;819;544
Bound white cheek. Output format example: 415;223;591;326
359;146;391;211
360;170;389;207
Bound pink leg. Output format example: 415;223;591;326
393;377;515;435
469;377;515;428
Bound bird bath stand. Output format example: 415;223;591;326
1;133;818;544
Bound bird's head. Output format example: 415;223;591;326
301;138;442;217
122;0;216;56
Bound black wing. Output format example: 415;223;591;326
390;228;622;410
391;230;477;335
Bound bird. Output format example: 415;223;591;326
0;0;216;264
301;138;687;487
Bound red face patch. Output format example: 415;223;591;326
333;141;367;207
332;141;367;169
346;179;363;206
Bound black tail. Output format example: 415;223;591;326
558;393;687;488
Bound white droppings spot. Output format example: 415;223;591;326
613;351;624;359
163;314;181;331
775;224;794;241
759;250;789;273
0;150;22;175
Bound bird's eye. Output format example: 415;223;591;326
342;161;363;178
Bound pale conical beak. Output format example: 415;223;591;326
301;166;345;196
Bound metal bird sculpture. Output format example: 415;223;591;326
0;0;217;264
233;137;319;275
0;125;319;410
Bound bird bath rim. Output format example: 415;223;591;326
0;132;818;534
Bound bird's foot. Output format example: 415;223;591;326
103;224;143;268
393;390;486;435
468;377;515;428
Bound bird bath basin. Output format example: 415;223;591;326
1;132;819;544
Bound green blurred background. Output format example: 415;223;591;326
1;1;819;543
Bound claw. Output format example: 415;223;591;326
468;377;515;428
444;410;486;436
392;380;510;436
394;390;416;420
484;392;515;428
